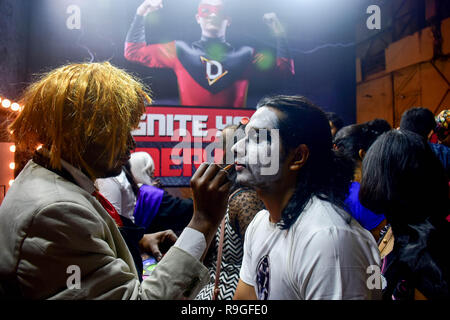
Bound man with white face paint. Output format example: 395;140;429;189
232;95;382;300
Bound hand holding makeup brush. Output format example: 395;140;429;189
188;162;232;253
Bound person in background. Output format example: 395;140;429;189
128;152;194;236
333;119;391;242
434;109;450;147
359;129;450;300
232;95;380;300
366;118;392;135
0;62;231;299
325;111;344;138
399;107;449;177
196;123;265;300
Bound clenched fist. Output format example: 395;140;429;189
137;0;163;16
263;12;285;36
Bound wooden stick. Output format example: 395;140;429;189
223;164;234;171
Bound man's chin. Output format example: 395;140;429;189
235;173;255;188
204;26;222;37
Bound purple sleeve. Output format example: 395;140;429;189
134;184;165;229
345;182;385;231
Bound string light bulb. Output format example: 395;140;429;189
11;103;20;111
2;99;11;108
1;97;22;111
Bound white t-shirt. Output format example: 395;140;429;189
95;171;136;223
240;196;381;300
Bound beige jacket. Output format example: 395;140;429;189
0;161;209;299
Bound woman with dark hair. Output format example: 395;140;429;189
196;123;265;300
333;120;391;241
359;129;450;300
325;111;344;137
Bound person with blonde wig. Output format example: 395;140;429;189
0;62;232;299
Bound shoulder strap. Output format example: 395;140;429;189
212;217;226;300
378;226;394;259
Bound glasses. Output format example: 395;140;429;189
198;4;225;18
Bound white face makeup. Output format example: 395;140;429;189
232;107;283;189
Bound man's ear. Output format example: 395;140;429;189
226;17;232;27
196;14;201;24
289;144;309;171
358;149;366;160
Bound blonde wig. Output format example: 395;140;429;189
9;62;151;179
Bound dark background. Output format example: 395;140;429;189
1;0;364;125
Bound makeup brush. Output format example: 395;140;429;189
223;164;234;172
222;163;236;181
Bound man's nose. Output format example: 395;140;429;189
231;138;245;158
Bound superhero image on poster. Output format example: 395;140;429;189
124;0;295;108
26;0;357;114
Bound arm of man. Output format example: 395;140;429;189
16;163;230;300
251;13;294;76
17;201;210;300
234;279;257;300
124;0;177;69
234;212;258;300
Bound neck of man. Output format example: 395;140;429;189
256;182;297;224
200;34;226;43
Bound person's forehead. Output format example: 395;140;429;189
246;107;280;133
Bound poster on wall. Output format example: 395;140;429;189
28;0;356;112
26;0;358;185
133;106;255;186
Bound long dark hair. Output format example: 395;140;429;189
257;95;354;229
359;129;450;298
334;120;391;162
359;129;448;223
